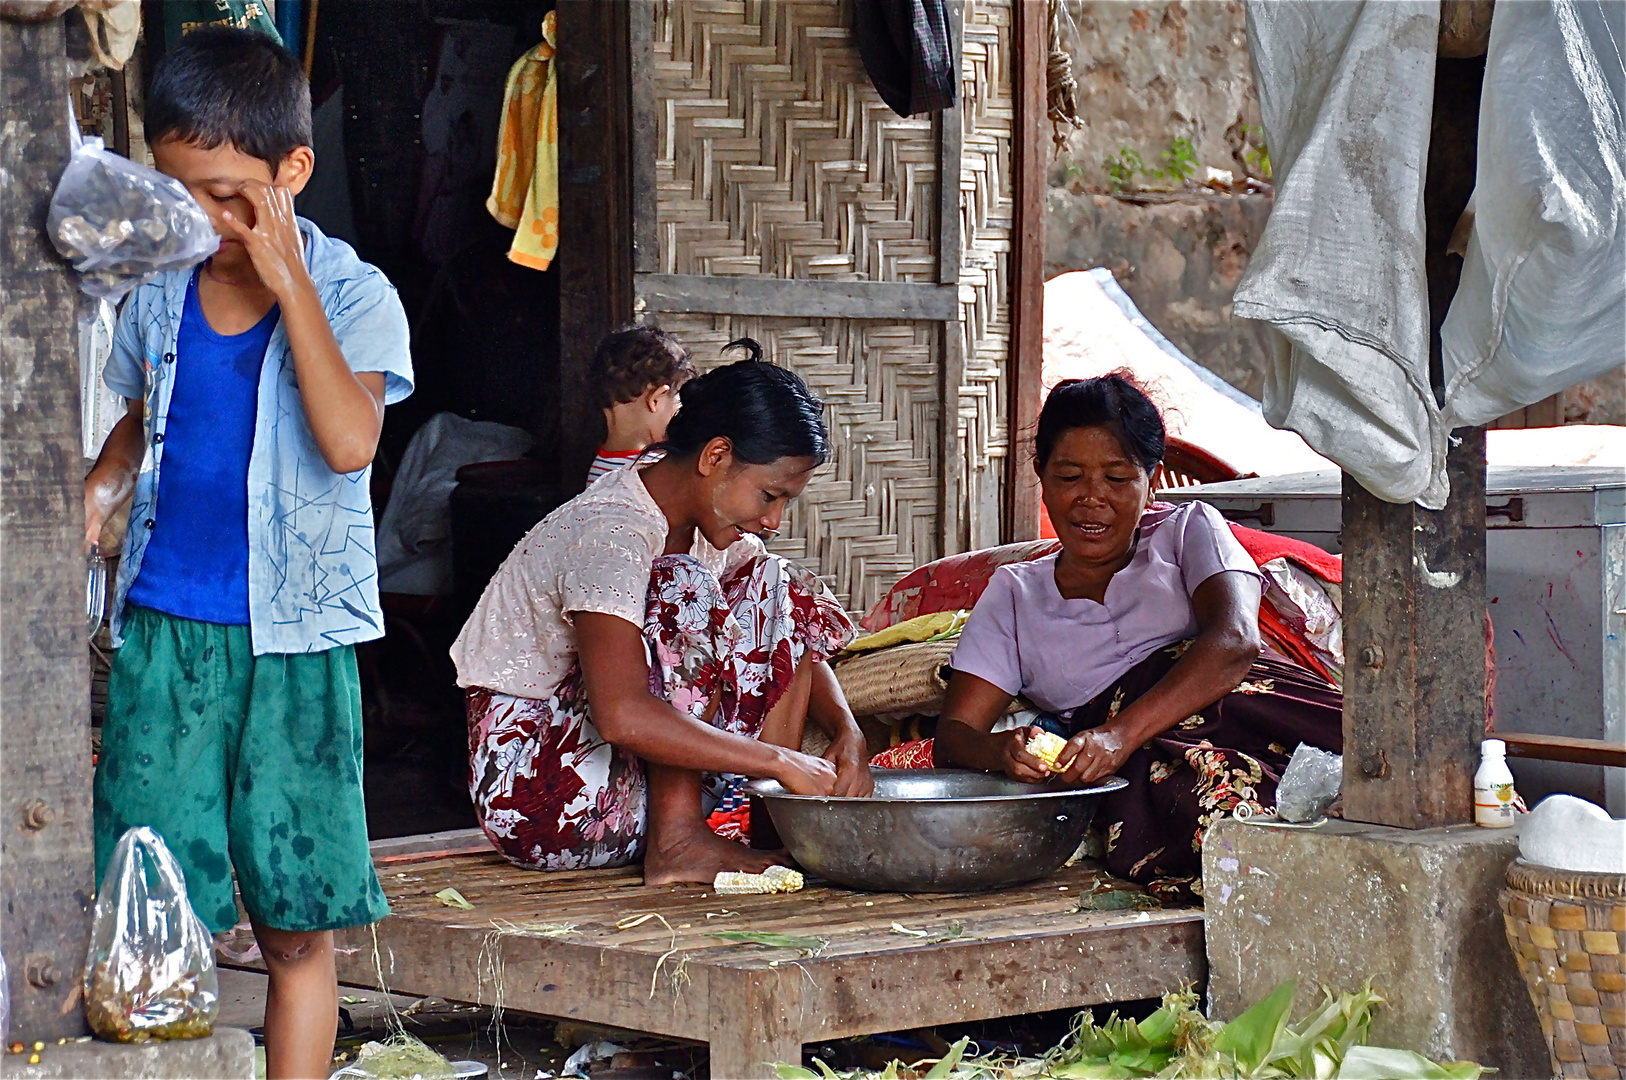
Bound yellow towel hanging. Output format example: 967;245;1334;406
487;11;558;271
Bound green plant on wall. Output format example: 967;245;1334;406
1102;147;1145;193
1240;124;1272;180
1156;137;1199;183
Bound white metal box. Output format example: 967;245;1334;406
1163;467;1625;814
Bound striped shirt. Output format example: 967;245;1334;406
587;447;663;485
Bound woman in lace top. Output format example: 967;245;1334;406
451;340;872;884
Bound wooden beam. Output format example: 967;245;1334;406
557;0;635;494
936;0;966;559
628;0;659;276
1005;0;1047;543
633;273;959;322
0;13;95;1040
1340;431;1488;829
1497;732;1626;770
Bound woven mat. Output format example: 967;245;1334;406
834;638;958;718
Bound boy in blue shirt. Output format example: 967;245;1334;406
83;28;412;1078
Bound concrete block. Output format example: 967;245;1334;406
0;1027;254;1079
1203;818;1547;1078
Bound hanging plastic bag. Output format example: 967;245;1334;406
84;827;219;1042
47;134;218;300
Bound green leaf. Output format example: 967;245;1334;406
708;931;828;952
924;1037;971;1078
1213;979;1297;1074
811;1060;843;1079
770;1066;820;1080
1335;1046;1486;1080
1048;1061;1138;1079
1137;1006;1180;1051
433;887;474;910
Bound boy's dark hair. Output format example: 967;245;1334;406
1034;372;1166;474
145;26;312;175
659;339;830;466
588;327;699;411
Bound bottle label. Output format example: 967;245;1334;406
1475;783;1516;827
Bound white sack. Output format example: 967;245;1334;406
1234;1;1446;506
1440;0;1626;430
376;412;534;596
1238;0;1625;509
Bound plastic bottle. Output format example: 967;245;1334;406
1474;739;1518;828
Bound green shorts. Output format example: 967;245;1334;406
94;605;389;934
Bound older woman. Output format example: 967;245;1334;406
934;375;1342;902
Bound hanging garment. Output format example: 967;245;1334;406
1438;0;1625;431
853;0;957;118
1232;1;1443;506
161;1;281;46
486;11;559;272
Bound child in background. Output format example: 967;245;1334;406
81;27;412;1080
586;326;699;485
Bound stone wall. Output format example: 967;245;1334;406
1046;1;1271;399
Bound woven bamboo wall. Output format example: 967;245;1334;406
957;0;1014;554
643;0;1013;611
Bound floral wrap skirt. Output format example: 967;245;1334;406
466;553;853;871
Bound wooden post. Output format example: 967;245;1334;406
1339;38;1489;831
556;0;634;495
0;13;96;1039
1005;0;1047;543
706;965;804;1080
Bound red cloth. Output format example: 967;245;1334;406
860;539;1061;632
707;805;752;844
1227;522;1342;583
870;738;936;769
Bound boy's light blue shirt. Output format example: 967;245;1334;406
104;218;414;655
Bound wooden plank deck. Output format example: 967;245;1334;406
327;838;1206;1078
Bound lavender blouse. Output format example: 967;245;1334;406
947;501;1262;714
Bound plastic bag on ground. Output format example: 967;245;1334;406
1276;742;1342;823
328;1033;457;1080
48;135;218;300
84;826;219;1042
0;944;9;1048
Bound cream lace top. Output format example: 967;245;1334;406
450;463;762;698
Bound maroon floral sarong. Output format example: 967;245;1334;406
1072;644;1342;902
466;553;852;871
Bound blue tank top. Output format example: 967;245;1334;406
126;272;279;625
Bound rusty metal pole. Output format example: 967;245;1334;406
0;12;96;1039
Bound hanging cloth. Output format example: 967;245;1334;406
486;11;559;272
853;0;957;118
161;1;282;47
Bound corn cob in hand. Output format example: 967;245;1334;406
1025;729;1069;773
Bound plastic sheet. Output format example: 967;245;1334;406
47;135;218;299
1275;742;1342;824
84;827;219;1042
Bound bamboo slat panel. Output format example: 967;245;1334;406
956;0;1014;553
652;0;939;281
656;313;941;613
643;0;1016;606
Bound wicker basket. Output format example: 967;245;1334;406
1500;860;1626;1079
833;639;958;718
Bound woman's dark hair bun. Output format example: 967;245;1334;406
1034;372;1165;474
658;339;830;466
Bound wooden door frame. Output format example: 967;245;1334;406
556;0;636;495
1006;0;1047;543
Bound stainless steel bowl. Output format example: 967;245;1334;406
744;768;1127;893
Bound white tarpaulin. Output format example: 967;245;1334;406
1439;0;1626;431
1236;0;1625;509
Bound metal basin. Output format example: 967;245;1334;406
744;769;1127;893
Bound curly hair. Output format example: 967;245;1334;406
588;326;699;411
